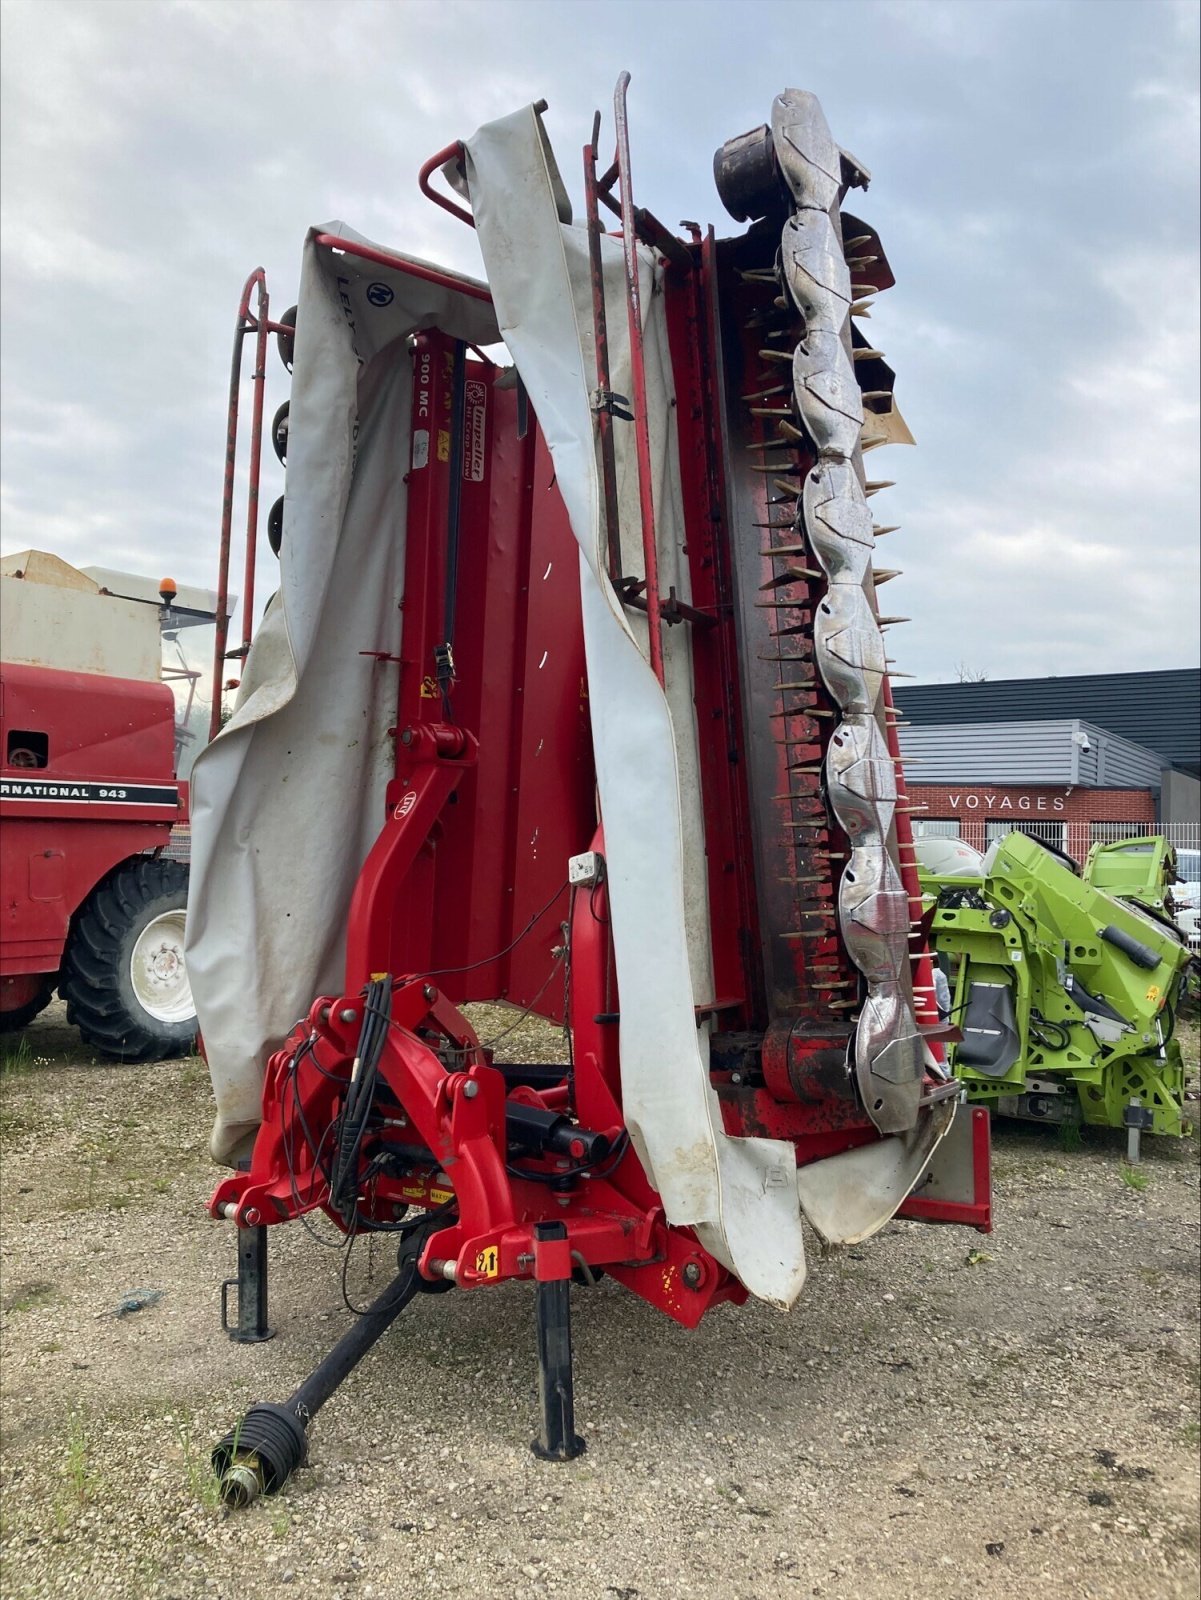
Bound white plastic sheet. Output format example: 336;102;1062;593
187;226;496;1163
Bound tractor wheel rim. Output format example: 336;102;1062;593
130;911;193;1025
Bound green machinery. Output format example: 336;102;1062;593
1083;834;1178;919
916;830;1195;1138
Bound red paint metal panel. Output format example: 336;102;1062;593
896;1106;993;1233
502;427;593;1012
0;818;174;978
1;664;177;788
0;662;179;985
395;332;592;1015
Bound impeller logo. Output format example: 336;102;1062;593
366;281;394;307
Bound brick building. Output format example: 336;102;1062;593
895;671;1200;864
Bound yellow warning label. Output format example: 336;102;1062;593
475;1245;499;1278
1146;984;1161;1004
398;1184;455;1207
436;429;450;462
419;675;439;699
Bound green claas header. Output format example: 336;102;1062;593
916;830;1195;1139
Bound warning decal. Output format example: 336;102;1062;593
474;1245;499;1278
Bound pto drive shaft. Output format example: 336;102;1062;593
212;1251;428;1506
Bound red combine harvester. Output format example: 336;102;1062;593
193;80;991;1506
0;553;212;1059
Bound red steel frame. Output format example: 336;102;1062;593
211;87;990;1327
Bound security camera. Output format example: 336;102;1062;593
1072;730;1091;752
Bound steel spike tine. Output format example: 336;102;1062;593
852;348;886;362
871;568;901;584
864;480;894;496
760;568;821;587
873;524;900;537
843;233;873;250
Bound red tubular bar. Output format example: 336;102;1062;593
612;71;665;686
240;275;270;659
312;233;492;304
211;268;265;742
417;141;476;229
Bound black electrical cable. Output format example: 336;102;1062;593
367;947;568;1061
282;1040;345;1251
1159;996;1176;1046
340;1197;458;1316
1029;1009;1072;1051
408;879;568;981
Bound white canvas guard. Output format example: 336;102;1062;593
463;106;808;1309
186;225;497;1164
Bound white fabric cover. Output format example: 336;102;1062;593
187;226;497;1163
463;107;808;1309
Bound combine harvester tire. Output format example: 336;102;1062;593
61;858;196;1062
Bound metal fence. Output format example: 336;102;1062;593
914;817;1200;868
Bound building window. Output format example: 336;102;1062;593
986;819;1066;852
914;819;961;839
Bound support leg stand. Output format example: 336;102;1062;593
221;1224;274;1344
531;1222;586;1461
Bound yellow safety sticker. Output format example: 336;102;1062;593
398;1184;455;1207
419;675;440;699
436;429;451;462
1146;984;1161;1003
475;1245;499;1279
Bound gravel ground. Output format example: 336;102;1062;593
1;1002;1198;1600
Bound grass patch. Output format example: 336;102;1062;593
1120;1166;1150;1192
0;1036;35;1077
176;1419;223;1513
3;1280;55;1314
63;1411;100;1509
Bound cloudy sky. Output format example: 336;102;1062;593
2;0;1197;682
